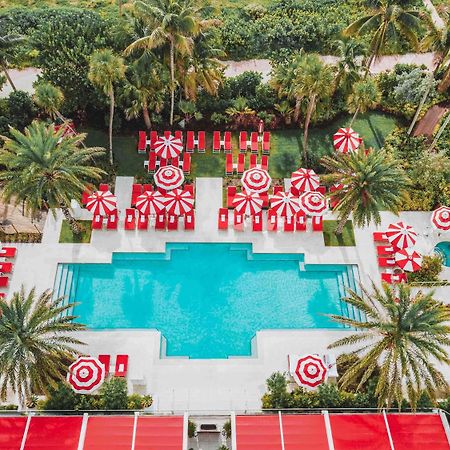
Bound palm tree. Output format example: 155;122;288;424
347;78;381;126
328;283;450;409
33;82;66;122
322;149;409;234
225;97;255;128
333;39;366;93
0;33;25;92
88;49;126;164
125;0;219;126
429;111;450;151
344;1;423;73
0;121;105;234
0;286;85;407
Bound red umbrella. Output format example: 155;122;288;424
333;127;361;153
233;192;263;215
299;192;327;216
292;354;327;388
431;206;450;232
154;135;183;159
270;191;300;217
395;249;422;272
67;356;105;394
241;168;272;193
86;191;117;216
135;190;165;215
291;168;320;192
386;221;417;249
164;189;194;216
154;165;184;190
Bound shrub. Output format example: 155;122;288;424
127;393;153;410
188;419;197;438
222;420;231;439
408;255;443;283
7;91;36;130
100;377;128;410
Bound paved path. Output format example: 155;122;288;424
0;68;42;98
414;104;450;136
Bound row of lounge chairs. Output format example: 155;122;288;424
98;354;128;378
124;210;195;231
225;154;269;175
0;246;17;295
146;152;191;174
218;209;323;232
373;232;408;284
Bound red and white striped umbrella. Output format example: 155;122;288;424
241;168;272;193
135;190;166;215
67;356;105;394
293;354;327;389
299;191;327;216
154;165;184;190
270;191;300;217
164;188;194;216
395;249;423;272
233;192;263;215
386;221;417;249
154;135;183;159
333;127;361;153
86;191;117;216
291;168;320;192
431;206;450;232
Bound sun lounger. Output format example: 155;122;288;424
296;211;306;231
171;156;180;168
261;155;269;171
0;276;8;288
249;154;257;169
143;184;153;192
185;184;194;196
81;188;92;206
252;212;263;232
164;131;171;138
159;157;168;167
148;151;157;173
184;211;195;230
239;131;247;152
381;272;408;284
99;184;109;192
213;131;221;153
262;131;270;154
237;154;245;174
234;210;244;231
137;213;149;230
273;186;283;195
197;131;206;152
0;247;17;258
155;213;166;230
167;214;178;231
317;186;326;195
218;208;229;230
175;130;183;143
125;209;136;230
226;154;233;175
98;354;111;377
138;131;147;153
373;232;388;242
227;186;236;208
0;262;12;274
250;132;258;153
106;212;118;230
131;184;143;205
312;216;323;232
92;214;103;230
261;192;269;208
115;355;129;377
290;186;300;196
284;215;295;232
377;245;394;256
182;153;191;174
378;257;396;267
149;130;157;150
267;209;278;231
224;131;232;153
186;130;195;153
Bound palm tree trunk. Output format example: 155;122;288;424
349;105;360;127
169;38;175;126
60;204;82;235
302;96;316;166
109;88;115;164
407;74;433;135
336;211;351;235
437;66;450;93
364;53;375;78
1;62;16;91
428;112;450;152
293;98;302;123
142;101;152;130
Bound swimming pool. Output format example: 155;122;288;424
435;242;450;266
54;243;360;359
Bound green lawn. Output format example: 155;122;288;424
59;220;92;243
322;220;356;247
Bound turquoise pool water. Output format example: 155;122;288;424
435;242;450;266
55;243;359;358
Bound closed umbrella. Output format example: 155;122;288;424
154;165;184;190
386;221;417;249
333;127;361;153
86;191;116;216
299;191;327;216
154;135;183;159
67;356;105;394
164;189;194;216
241;168;272;193
270;191;300;217
431;206;450;232
395;249;422;272
233;192;263;215
135;190;165;215
291;168;320;192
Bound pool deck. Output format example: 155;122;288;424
5;176;450;411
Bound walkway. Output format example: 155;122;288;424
0;68;41;98
413;104;449;136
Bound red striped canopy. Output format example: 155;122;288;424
299;192;327;216
293;355;327;388
67;357;105;394
431;206;450;232
291;168;320;192
154;165;184;190
233;192;263;215
135;190;165;215
270;191;300;217
154;135;183;159
333;127;361;153
164;189;194;215
241;168;272;193
86;191;117;216
395;249;422;272
386;222;417;249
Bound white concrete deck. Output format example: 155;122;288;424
4;177;450;412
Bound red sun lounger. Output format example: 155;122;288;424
0;247;16;258
106;212;118;230
150;130;158;149
171;156;179;168
227;186;236;208
125;209;136;230
218;208;229;230
262;131;270;154
98;354;111;378
213;131;221;153
239;131;247;152
273;185;283;195
138;131;147;153
159;157;168;167
197;131;206;152
226;154;233;175
224;131;232;153
381;272;408;284
184;211;195;230
0;262;12;274
252;212;263;232
312;216;323;232
377;245;395;256
186;130;195;153
99;184;109;192
183;153;191;174
167;214;178;231
378;257;396;267
164;131;171;138
260;191;269;208
131;184;143;206
284;215;295;232
234;210;244;231
237;153;245;174
0;276;8;288
261;155;269;171
184;184;194;196
175;130;183;143
250;132;259;153
155;213;166;230
148;151;157;173
92;214;103;230
143;184;153;192
267;209;278;231
249;154;257;169
296;211;306;231
373;231;388;242
137;213;149;230
115;355;128;377
81;188;92;206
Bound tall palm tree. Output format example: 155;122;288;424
328;283;450;409
124;0;219;126
33;82;66;122
333;39;366;93
344;1;423;73
0;121;105;234
347;78;381;126
0;33;25;92
322;149;409;234
88;50;126;164
0;286;85;407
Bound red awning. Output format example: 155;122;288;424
83;416;134;450
134;416;184;449
282;414;329;449
0;417;27;449
236;415;282;449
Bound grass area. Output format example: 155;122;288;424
323;220;356;247
59;220;92;243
